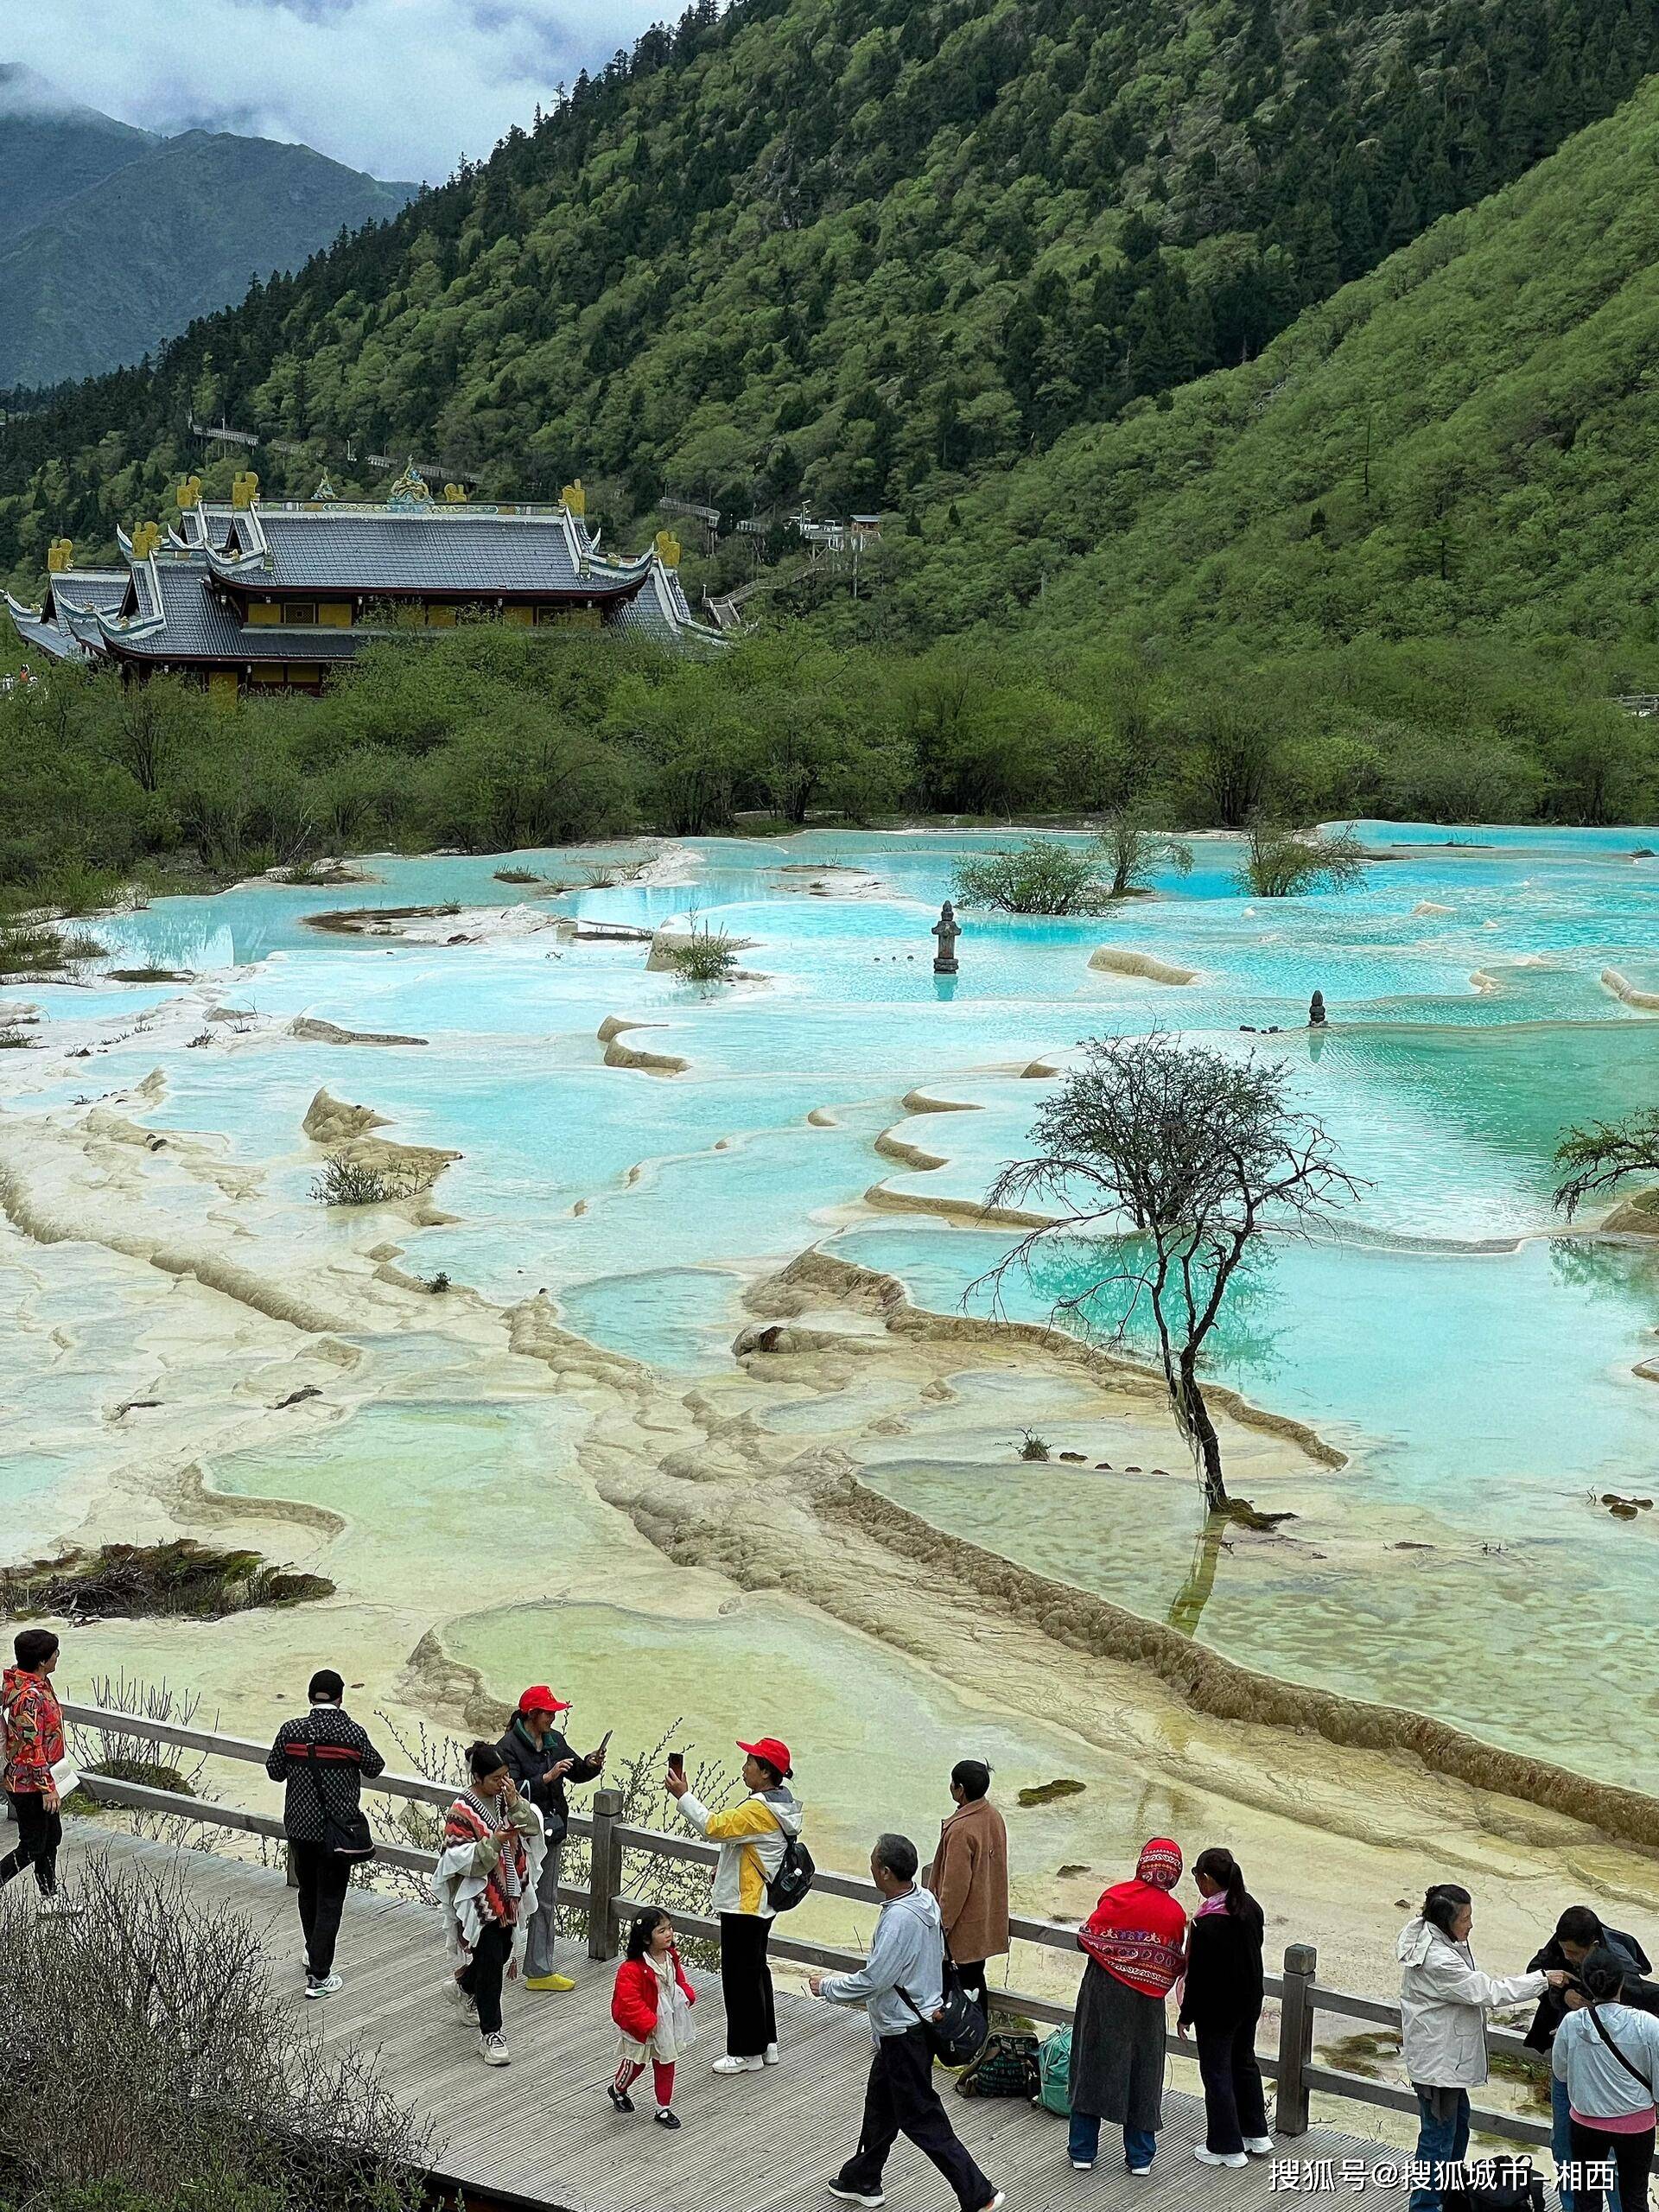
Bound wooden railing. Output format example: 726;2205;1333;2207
57;1701;1549;2150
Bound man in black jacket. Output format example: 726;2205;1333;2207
495;1684;607;1993
265;1669;384;1999
1527;1905;1657;2211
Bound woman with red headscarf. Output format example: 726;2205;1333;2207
1065;1838;1188;2177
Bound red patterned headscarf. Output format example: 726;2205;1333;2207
1078;1837;1188;1999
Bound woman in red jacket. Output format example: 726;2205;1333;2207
610;1908;697;2129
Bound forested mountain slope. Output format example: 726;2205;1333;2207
0;78;416;391
850;78;1659;650
0;67;156;248
3;0;1655;590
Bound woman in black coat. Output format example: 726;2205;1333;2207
1177;1847;1273;2168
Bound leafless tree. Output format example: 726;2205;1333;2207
1553;1109;1659;1218
982;1035;1362;1514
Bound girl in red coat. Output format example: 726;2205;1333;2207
610;1907;697;2128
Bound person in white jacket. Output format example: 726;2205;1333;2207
1397;1883;1566;2212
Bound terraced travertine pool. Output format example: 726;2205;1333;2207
3;823;1658;1951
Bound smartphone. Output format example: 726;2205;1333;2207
667;1750;685;1779
597;1727;613;1756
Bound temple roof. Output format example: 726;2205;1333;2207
47;569;130;615
204;503;647;599
96;559;363;663
8;490;727;672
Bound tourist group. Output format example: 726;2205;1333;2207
6;1629;1658;2212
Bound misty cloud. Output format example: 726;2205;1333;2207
2;0;673;181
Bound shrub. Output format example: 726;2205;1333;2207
1241;823;1367;898
0;1853;429;2210
1017;1429;1052;1461
955;838;1110;914
308;1154;425;1206
665;923;739;982
0;1541;334;1624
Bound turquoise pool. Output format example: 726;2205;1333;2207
5;823;1657;1782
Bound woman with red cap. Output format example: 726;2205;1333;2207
1065;1838;1189;2177
666;1736;803;2075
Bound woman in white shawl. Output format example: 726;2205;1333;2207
434;1738;546;2066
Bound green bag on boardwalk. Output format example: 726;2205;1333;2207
954;2029;1040;2100
1037;2024;1072;2116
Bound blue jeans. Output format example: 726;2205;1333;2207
1409;2087;1470;2212
1554;2070;1624;2212
1068;2111;1157;2171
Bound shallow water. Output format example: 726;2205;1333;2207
5;825;1658;1784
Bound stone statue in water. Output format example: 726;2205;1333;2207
1308;990;1327;1027
931;900;961;975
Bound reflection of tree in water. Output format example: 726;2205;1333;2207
1547;1235;1659;1301
1019;1230;1289;1384
1015;1231;1287;1637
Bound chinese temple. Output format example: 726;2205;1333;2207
5;467;722;699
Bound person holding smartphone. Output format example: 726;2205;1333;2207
434;1740;546;2066
495;1685;608;1993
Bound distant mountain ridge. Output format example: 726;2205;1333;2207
0;65;417;388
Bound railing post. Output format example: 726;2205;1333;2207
587;1787;625;1962
1276;1942;1318;2137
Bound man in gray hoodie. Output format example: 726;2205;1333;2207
810;1833;1003;2212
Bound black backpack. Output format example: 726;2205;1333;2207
765;1834;815;1913
1444;2161;1545;2212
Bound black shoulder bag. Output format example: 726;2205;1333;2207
898;1959;989;2071
291;1736;376;1863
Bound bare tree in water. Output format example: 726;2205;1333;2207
982;1034;1360;1516
1553;1109;1659;1218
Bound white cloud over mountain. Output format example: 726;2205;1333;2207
3;0;674;181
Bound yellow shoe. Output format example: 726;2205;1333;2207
524;1972;576;1993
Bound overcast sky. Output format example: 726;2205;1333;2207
3;0;677;182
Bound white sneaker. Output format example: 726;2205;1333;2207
1071;2160;1094;2171
444;1975;478;2024
1195;2146;1248;2169
479;2030;511;2066
764;2041;780;2066
305;1973;343;1999
1128;2166;1152;2177
1243;2135;1274;2154
827;2192;885;2208
37;1895;81;1919
711;2053;765;2075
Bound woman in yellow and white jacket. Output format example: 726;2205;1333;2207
666;1736;803;2075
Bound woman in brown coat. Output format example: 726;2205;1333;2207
925;1760;1009;2007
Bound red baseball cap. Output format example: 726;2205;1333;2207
517;1685;571;1716
738;1736;792;1780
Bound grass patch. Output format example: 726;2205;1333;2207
0;1539;335;1623
1017;1777;1086;1807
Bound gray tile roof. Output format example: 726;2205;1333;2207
101;563;361;664
48;569;130;615
255;512;597;594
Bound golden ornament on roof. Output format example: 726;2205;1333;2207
130;521;162;561
442;482;469;503
561;479;587;518
654;529;682;569
176;475;204;511
46;537;74;573
232;471;260;510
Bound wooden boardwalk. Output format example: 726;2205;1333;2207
66;1832;1408;2211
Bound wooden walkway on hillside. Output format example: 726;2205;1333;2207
62;1832;1408;2211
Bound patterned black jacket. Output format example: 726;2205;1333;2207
265;1704;385;1844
